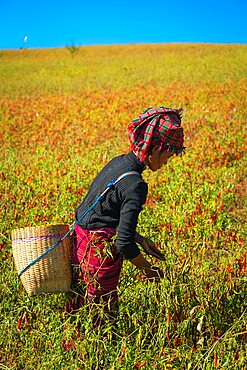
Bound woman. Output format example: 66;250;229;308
67;106;185;322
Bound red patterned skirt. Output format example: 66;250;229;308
66;225;123;313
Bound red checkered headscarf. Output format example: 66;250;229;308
128;107;185;162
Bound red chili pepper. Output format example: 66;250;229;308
234;352;239;360
173;336;179;347
214;351;218;367
118;346;126;362
167;313;171;324
17;316;22;331
23;312;29;325
118;353;125;362
134;361;146;369
166;331;171;346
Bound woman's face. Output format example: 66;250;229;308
146;146;174;171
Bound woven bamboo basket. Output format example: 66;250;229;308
12;224;72;296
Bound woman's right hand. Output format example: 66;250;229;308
144;265;164;281
130;253;164;281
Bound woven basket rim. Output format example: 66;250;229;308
13;223;69;230
11;223;70;235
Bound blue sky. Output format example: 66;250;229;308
0;0;246;49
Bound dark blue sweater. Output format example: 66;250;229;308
75;151;148;260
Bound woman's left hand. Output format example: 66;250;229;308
141;237;165;261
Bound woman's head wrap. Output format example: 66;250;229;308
128;107;185;162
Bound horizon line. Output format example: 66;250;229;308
1;40;246;51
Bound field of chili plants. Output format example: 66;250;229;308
0;43;246;369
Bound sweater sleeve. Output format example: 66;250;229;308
115;181;148;260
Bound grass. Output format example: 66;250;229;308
0;43;246;369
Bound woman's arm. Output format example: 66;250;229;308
115;182;148;260
134;231;145;245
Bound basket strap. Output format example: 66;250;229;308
18;170;140;279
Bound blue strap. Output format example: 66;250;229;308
18;170;139;278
